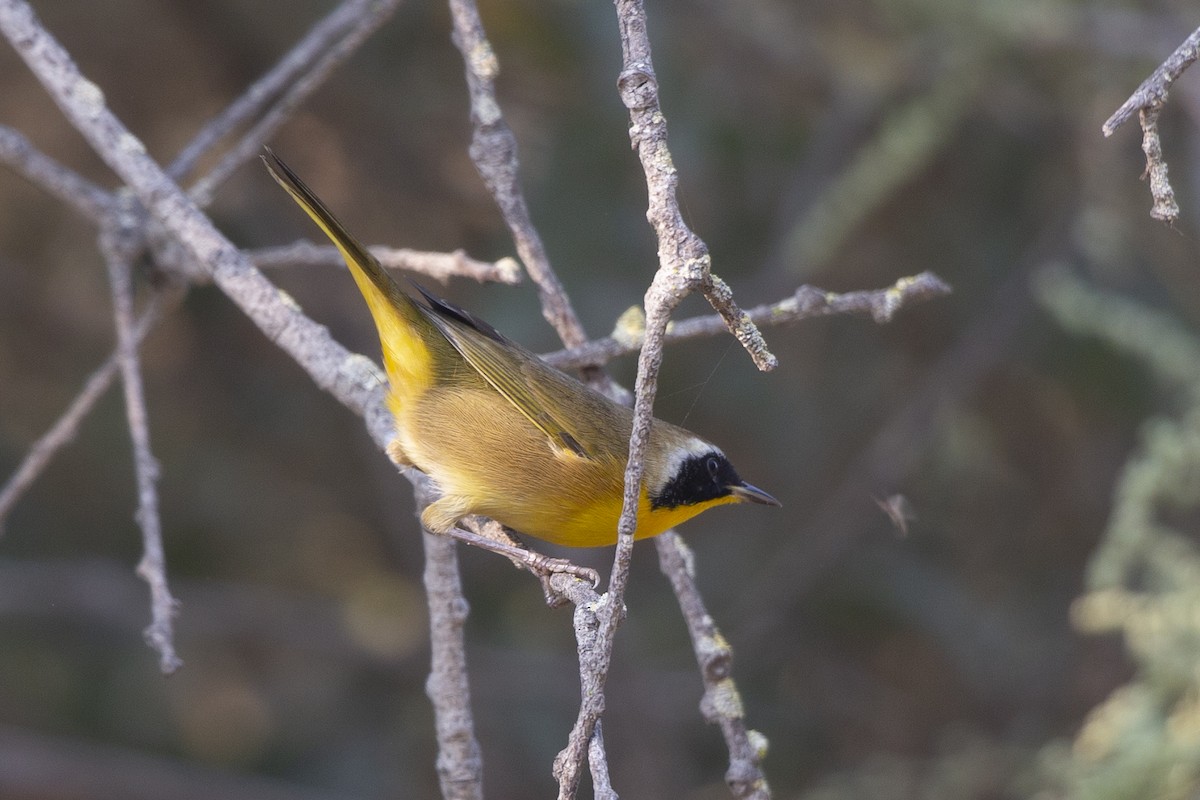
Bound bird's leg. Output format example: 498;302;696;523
422;497;600;600
413;501;597;606
454;517;600;606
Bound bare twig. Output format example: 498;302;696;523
543;271;952;370
446;0;590;351
0;293;175;532
444;0;641;785
2;1;491;785
1137;106;1180;223
656;533;770;799
554;579;623;799
249;241;522;285
1102;25;1200;224
555;0;777;793
188;0;401;207
418;476;484;800
1103;25;1200;136
169;0;395;184
0;124;111;222
99;193;181;675
0;0;405;677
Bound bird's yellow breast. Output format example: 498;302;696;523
545;489;738;548
392;386;732;547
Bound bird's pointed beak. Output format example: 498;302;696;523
728;481;781;507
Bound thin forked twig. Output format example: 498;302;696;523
1103;25;1200;136
99;195;181;675
556;0;776;793
0;0;393;441
0;0;407;676
1102;24;1200;224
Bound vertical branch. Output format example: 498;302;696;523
446;0;593;351
98;194;181;675
555;0;776;794
1137;106;1179;224
656;533;771;799
418;480;484;800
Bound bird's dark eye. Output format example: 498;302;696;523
706;455;721;476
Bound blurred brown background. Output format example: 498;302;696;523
2;0;1198;798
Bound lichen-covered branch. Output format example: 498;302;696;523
0;0;403;675
656;533;770;799
1102;26;1200;137
0;0;394;447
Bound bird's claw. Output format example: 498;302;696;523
522;553;600;607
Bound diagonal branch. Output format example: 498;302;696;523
1;0;481;785
186;0;400;207
169;0;395;183
0;0;393;445
1102;25;1200;136
0;0;403;674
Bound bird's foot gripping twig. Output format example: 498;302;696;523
451;518;600;606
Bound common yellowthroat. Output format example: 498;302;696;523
264;150;778;550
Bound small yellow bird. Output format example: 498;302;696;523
264;150;778;552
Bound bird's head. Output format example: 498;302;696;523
645;433;779;518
